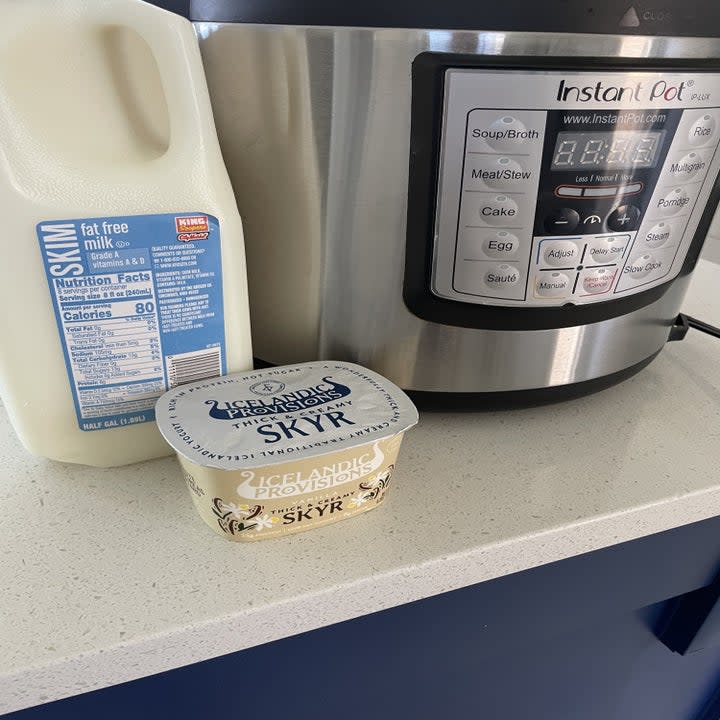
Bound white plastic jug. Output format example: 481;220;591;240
0;0;253;466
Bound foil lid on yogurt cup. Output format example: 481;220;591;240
155;361;419;471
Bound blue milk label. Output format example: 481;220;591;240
37;213;226;431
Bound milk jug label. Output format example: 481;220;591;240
37;213;226;431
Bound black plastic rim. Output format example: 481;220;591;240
406;349;662;411
403;54;720;331
186;0;720;37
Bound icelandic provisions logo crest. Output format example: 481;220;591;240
205;376;352;420
250;380;286;396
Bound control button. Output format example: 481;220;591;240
616;248;673;292
656;187;691;217
583;186;617;198
465;156;528;190
581;267;616;295
581;213;604;231
454;260;525;299
541;240;580;267
617;182;643;196
556;186;583;197
688;113;717;147
459;230;520;260
484;116;530;151
607;204;641;232
535;272;571;298
670;151;706;181
544;207;580;234
586;235;629;263
622;253;659;281
484;263;521;289
641;221;672;249
481;231;519;259
474;194;520;227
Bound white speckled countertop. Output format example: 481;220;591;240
3;261;720;715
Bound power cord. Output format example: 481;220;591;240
670;313;720;342
685;314;720;340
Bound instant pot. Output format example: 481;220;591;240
171;0;720;405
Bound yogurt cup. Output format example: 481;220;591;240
155;361;419;541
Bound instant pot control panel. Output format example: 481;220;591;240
423;65;720;311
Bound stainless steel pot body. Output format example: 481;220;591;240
194;25;719;393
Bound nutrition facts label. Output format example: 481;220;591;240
38;213;226;431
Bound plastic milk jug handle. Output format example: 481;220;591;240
0;0;215;185
85;0;216;165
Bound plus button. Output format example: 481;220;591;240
607;205;641;232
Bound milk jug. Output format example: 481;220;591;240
0;0;253;466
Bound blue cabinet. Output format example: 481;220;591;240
7;514;720;720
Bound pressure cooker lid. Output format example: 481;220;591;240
185;0;720;37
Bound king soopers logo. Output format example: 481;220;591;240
175;215;210;243
205;376;352;419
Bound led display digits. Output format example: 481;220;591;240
551;130;665;170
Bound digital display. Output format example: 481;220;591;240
550;130;665;171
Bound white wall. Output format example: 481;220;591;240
702;210;720;264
